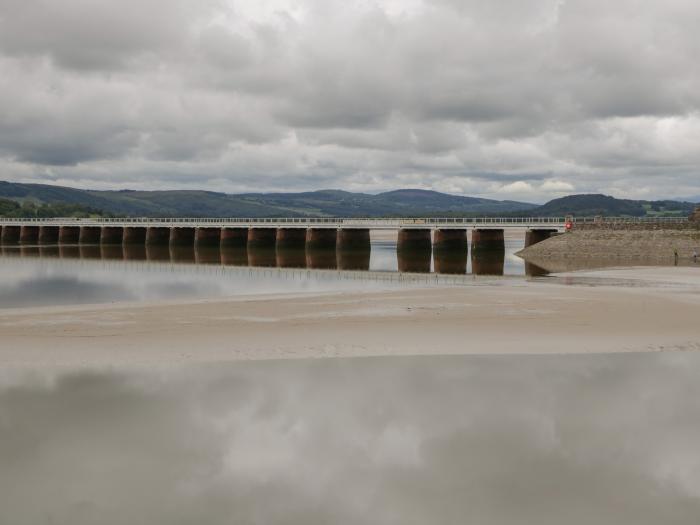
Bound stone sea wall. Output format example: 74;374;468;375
517;228;700;270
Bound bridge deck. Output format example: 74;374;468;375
0;216;688;229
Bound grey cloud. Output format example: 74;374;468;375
0;0;699;200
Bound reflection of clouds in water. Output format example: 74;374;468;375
0;257;411;309
0;276;136;307
1;353;700;524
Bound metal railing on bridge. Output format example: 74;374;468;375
0;216;689;228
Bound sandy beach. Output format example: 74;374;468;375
1;266;699;365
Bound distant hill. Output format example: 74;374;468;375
534;194;696;218
0;182;536;217
0;182;696;218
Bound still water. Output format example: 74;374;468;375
1;352;699;525
0;239;531;309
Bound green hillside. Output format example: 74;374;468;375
535;194;696;217
0;182;695;218
0;182;536;217
0;197;107;218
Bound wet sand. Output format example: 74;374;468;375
1;267;699;365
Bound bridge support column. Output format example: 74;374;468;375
38;226;59;244
79;226;101;244
276;247;307;268
221;228;248;248
276;228;306;250
123;244;146;260
19;225;39;244
100;227;123;245
337;228;370;251
471;229;505;253
247;228;276;249
59;226;80;244
79;245;101;259
471;252;504;276
195;227;221;247
305;228;337;250
337;249;370;271
398;250;431;273
221;247;248;266
101;244;124;260
397;229;431;252
1;225;20;244
170;227;195;246
248;246;276;267
433;229;467;252
123;227;147;245
433;251;467;274
306;248;338;270
524;229;557;248
146;227;171;246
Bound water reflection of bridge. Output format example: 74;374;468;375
0;243;549;278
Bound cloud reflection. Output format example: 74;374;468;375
1;353;700;524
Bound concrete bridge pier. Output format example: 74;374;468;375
195;227;221;247
19;225;39;244
59;245;80;259
146;245;171;262
306;228;337;251
397;229;432;252
337;229;370;252
433;251;467;275
38;226;59;244
1;225;20;244
248;228;276;249
195;247;221;265
170;245;196;263
276;228;306;250
123;244;147;261
471;252;505;276
40;245;60;258
146;227;171;246
276;247;307;268
170;227;195;247
248;246;276;267
101;244;124;260
433;229;468;252
78;226;101;244
306;248;338;269
398;250;431;273
20;246;40;257
471;229;505;253
221;228;248;248
79;244;102;259
57;226;79;244
123;227;147;245
337;249;370;271
221;247;248;266
524;229;557;248
100;227;123;245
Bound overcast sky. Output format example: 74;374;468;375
1;0;699;202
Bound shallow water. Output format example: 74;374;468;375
0;239;530;308
1;352;699;525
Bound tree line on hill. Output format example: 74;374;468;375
0;198;108;219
